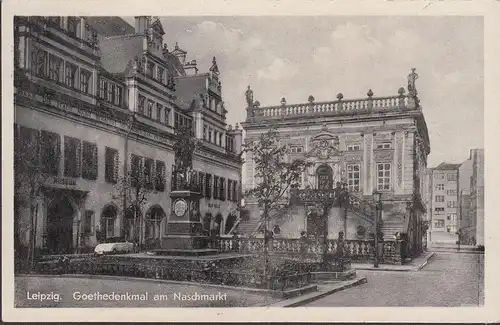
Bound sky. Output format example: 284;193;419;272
123;16;484;167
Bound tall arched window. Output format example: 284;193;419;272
316;165;333;190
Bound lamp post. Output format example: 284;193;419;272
373;191;382;268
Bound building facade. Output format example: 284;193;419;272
469;149;484;246
458;154;474;244
13;16;242;255
240;71;430;256
428;163;460;244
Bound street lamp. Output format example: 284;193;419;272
373;191;382;268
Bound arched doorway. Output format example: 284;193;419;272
225;212;237;234
46;196;75;254
100;205;117;242
316;165;333;190
144;205;165;249
306;209;322;238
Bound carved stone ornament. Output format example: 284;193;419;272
374;150;393;160
305;134;342;160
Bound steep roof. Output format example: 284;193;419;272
434;162;461;170
85;16;135;37
98;35;144;75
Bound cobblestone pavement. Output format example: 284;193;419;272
306;251;484;307
15;276;280;308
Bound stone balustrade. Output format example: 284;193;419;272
248;94;417;121
216;237;403;265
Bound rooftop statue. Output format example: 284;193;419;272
407;68;419;96
245;85;254;107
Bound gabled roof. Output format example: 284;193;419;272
85;16;135;37
434;162;461;170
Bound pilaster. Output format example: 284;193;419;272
363;133;374;195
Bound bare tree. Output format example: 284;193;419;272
112;167;158;250
14;127;51;270
244;125;312;279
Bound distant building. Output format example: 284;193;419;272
469;149;484;246
14;16;243;255
458;154;474;244
428;163;460;244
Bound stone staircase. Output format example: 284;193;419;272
234;216;263;236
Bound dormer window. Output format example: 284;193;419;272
376;142;392;149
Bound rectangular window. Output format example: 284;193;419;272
138;95;145;115
447;201;457;208
376;163;391;191
157;66;164;83
347;144;360;151
434;207;445;214
107;83;114;103
104;147;119;183
83;210;94;234
227;180;232;201
114;86;122;106
208;128;213;143
232;181;238;202
376;142;392;149
32;47;48;78
155;160;165;192
81;141;98;180
199;172;206;196
447;174;457;181
213;175;220;199
434;173;444;179
435;184;444;191
156;104;162;122
147;100;154;118
40;130;60;176
205;173;212;199
219;133;223;147
48;55;64;83
80;69;91;94
147;62;155;78
65;62;78;88
290;146;303;153
435;195;445;202
347;164;361;192
67;18;78;38
447;213;457;222
203;126;207;140
144;158;154;189
174;113;179;129
447;190;457;196
220;178;226;201
164;108;170;125
64;136;81;177
434;219;445;228
17;127;40;172
130;154;142;187
98;78;106;99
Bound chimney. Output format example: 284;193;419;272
184;60;198;76
134;16;149;34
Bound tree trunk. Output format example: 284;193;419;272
263;205;269;288
322;207;328;268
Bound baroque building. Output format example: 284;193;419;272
240;70;430;256
13;16;243;255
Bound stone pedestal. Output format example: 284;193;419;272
162;189;209;250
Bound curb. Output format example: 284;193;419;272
352;252;436;272
266;277;368;307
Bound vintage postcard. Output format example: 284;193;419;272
2;0;500;323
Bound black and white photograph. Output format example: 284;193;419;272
3;0;499;323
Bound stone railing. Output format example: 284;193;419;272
216;237;404;265
248;94;418;121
